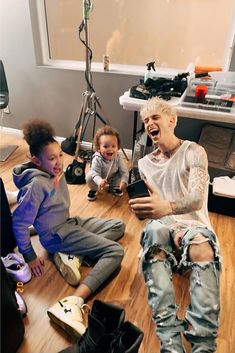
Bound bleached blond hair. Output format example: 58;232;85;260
140;97;177;125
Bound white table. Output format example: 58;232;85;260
119;90;235;123
119;90;235;155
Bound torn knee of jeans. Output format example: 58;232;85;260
146;245;166;260
188;237;215;262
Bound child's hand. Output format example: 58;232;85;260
119;181;127;191
29;256;45;277
99;179;109;190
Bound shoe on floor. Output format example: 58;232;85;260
59;299;125;353
15;291;28;317
47;296;87;339
6;190;18;205
111;320;144;353
54;252;82;286
111;187;123;197
1;253;32;283
87;190;97;201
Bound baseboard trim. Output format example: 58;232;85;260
1;127;132;160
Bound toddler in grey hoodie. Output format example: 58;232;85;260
86;125;129;201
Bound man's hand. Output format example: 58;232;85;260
29;257;45;277
128;182;172;219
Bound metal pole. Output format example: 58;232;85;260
83;0;92;92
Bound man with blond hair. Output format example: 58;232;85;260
129;97;221;353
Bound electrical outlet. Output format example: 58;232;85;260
4;105;10;114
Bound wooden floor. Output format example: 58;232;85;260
1;132;235;353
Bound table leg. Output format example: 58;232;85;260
132;111;138;159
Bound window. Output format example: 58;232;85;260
36;0;235;72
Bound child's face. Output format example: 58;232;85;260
98;134;118;161
37;142;64;176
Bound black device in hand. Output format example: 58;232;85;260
126;179;150;199
127;179;150;220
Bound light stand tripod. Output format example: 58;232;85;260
63;0;128;184
74;0;110;158
62;0;110;161
63;0;108;184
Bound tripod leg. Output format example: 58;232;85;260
91;113;97;155
120;147;129;161
74;93;90;159
95;111;108;125
75;92;89;131
81;111;92;142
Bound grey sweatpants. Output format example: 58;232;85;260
40;216;125;292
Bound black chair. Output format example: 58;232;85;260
0;59;18;161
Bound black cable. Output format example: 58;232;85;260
78;19;94;92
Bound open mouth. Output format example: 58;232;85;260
150;129;159;137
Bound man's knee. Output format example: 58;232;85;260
147;248;166;260
188;234;214;262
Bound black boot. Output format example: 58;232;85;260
110;321;144;353
59;300;125;353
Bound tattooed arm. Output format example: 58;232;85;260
129;143;208;219
170;144;208;215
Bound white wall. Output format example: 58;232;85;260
1;0;235;149
0;0;143;149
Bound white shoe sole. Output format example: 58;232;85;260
47;310;85;339
7;270;32;283
15;291;28;317
87;193;97;201
54;253;81;286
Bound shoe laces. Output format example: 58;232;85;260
57;301;90;323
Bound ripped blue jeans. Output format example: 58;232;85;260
140;220;221;353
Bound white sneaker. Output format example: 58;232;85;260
15;291;28;317
54;252;82;286
47;296;87;338
6;190;18;205
1;253;31;283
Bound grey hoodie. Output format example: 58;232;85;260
12;162;70;262
88;151;129;186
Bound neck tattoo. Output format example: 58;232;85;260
162;139;183;158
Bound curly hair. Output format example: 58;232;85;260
22;119;57;157
93;125;121;151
